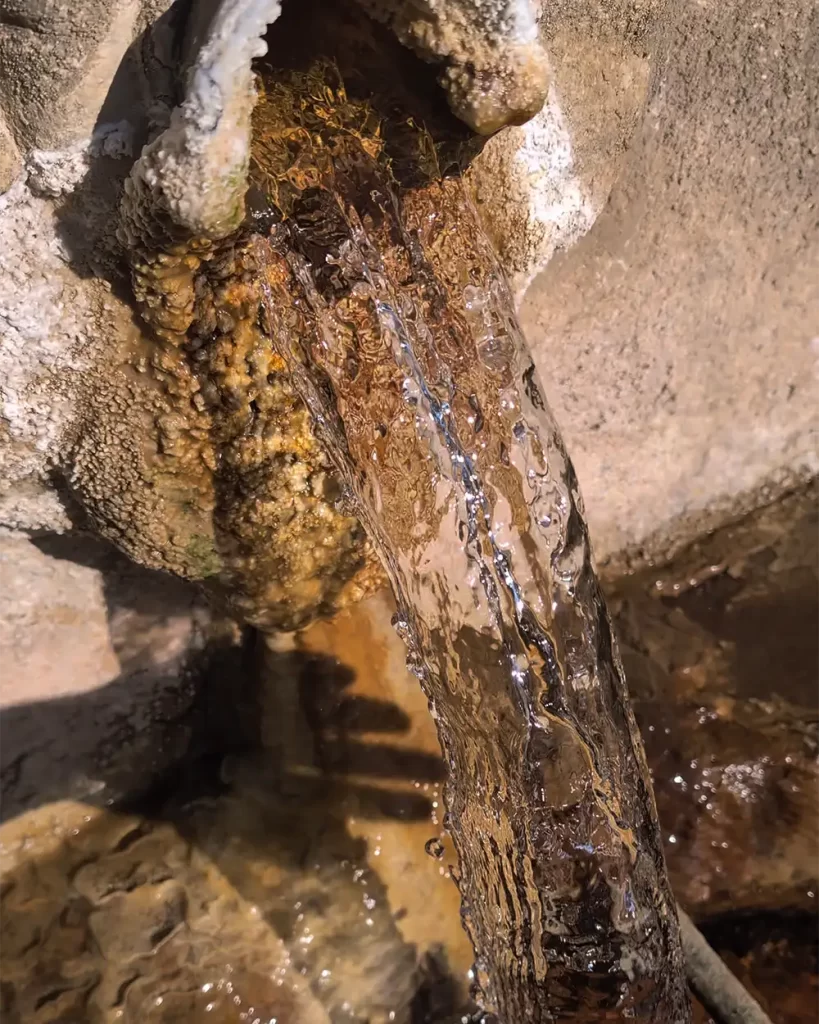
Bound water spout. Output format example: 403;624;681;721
251;63;691;1022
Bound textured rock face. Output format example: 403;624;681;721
1;0;817;578
0;801;332;1024
518;0;819;571
98;224;382;630
0;0;547;630
0;0;153;174
0;593;472;1024
358;0;549;133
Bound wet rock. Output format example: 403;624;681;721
87;880;188;958
0;803;329;1024
0;600;469;1024
610;487;819;917
642;700;817;917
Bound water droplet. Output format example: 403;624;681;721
425;837;445;859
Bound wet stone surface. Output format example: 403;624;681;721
609;484;818;921
1;486;817;1021
1;594;473;1024
0;801;330;1024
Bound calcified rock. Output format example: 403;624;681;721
102;0;543;629
68;0;383;630
65;0;554;630
358;0;548;134
0;0;557;555
5;0;813;570
119;0;281;249
118;0;548;254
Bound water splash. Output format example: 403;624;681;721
251;72;690;1021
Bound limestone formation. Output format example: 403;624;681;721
0;0;555;629
358;0;549;134
1;0;817;598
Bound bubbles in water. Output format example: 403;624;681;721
462;284;513;371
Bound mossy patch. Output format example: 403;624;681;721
185;533;222;578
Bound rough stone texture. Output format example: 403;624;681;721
0;173;140;536
469;0;660;293
0;0;817;569
519;0;819;568
0;115;20;191
0;801;330;1024
359;0;549;133
0;0;173;152
0;0;185;537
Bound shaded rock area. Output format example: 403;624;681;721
1;591;473;1024
610;484;819;920
0;532;232;819
1;483;816;1021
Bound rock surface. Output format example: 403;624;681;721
0;532;221;818
0;592;475;1024
519;0;819;570
0;801;331;1024
610;484;819;918
1;0;816;573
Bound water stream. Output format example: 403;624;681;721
249;63;691;1022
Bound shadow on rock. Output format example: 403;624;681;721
0;530;236;822
0;533;464;1023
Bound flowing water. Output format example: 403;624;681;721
249;61;690;1022
2;482;816;1023
0;8;816;1022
